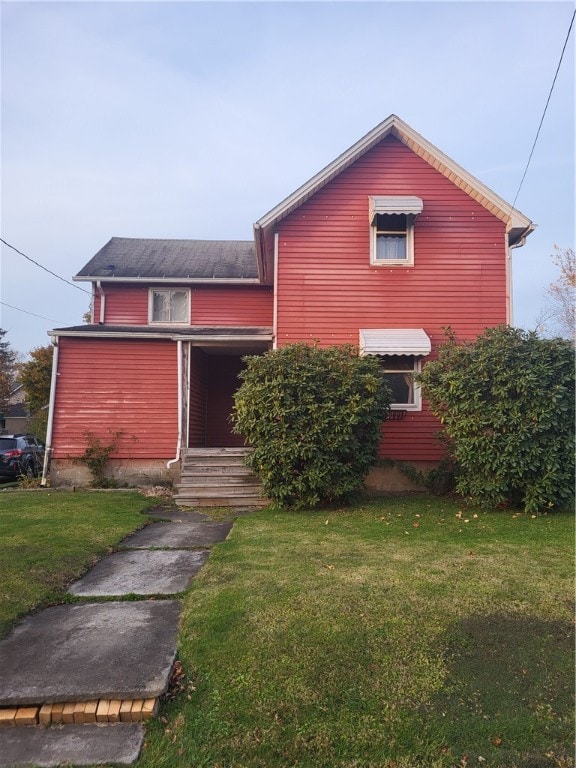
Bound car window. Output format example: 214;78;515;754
0;438;17;449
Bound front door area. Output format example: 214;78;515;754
187;346;266;448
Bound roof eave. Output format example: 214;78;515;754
73;276;261;285
254;113;534;246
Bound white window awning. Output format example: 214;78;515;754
369;196;423;224
359;328;431;356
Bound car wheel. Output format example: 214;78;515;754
24;461;35;478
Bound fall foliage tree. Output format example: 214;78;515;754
538;245;575;339
18;345;54;439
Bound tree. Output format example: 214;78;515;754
537;245;575;339
418;326;575;514
18;345;54;440
0;328;17;414
232;343;391;508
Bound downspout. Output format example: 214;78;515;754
507;224;534;326
272;232;279;349
96;281;105;324
167;339;183;469
41;337;59;486
505;231;513;326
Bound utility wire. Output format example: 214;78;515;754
0;301;68;325
511;9;575;209
0;237;92;296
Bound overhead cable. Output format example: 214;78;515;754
0;301;68;325
512;9;575;209
0;237;91;296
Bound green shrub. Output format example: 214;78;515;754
78;430;123;487
418;326;575;513
232;343;391;508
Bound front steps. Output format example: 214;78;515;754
173;448;268;508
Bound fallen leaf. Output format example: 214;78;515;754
412;522;420;528
491;736;503;747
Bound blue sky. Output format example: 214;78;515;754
1;0;574;356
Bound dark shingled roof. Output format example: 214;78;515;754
76;237;259;280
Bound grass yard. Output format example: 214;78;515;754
0;489;149;637
140;496;574;768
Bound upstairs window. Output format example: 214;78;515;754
149;289;190;324
374;214;410;262
369;196;423;267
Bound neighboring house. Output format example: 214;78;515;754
3;383;31;435
45;115;533;488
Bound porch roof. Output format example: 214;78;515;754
49;325;273;343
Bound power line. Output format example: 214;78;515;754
512;9;575;209
0;301;68;325
0;237;92;296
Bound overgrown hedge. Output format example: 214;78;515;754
232;343;391;508
418;326;575;513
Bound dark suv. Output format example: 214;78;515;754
0;435;45;481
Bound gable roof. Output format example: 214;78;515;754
75;237;259;283
254;114;534;280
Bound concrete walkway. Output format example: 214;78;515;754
0;507;233;767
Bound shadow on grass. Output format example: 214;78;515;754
422;612;575;767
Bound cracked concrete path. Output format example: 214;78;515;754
0;723;145;767
121;520;233;549
0;504;239;767
68;549;209;596
0;601;181;706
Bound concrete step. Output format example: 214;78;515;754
174;484;264;498
181;457;251;468
176;448;266;508
178;475;260;487
181;464;255;476
184;447;251;457
174;495;269;508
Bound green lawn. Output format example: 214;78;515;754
0;489;149;637
0;491;573;767
140;497;574;768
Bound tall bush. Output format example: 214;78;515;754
418;326;575;513
232;343;391;508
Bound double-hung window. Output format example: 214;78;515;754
359;328;431;411
369;196;423;267
149;289;190;324
379;355;421;409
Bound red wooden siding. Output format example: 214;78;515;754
52;338;178;458
191;286;272;326
188;347;207;447
94;285;148;325
94;284;272;327
276;135;508;461
205;355;246;447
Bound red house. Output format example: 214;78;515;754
44;115;533;493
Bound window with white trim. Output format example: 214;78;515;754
372;213;414;265
149;289;190;324
379;355;422;410
368;196;422;267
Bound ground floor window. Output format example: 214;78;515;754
379;355;421;410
